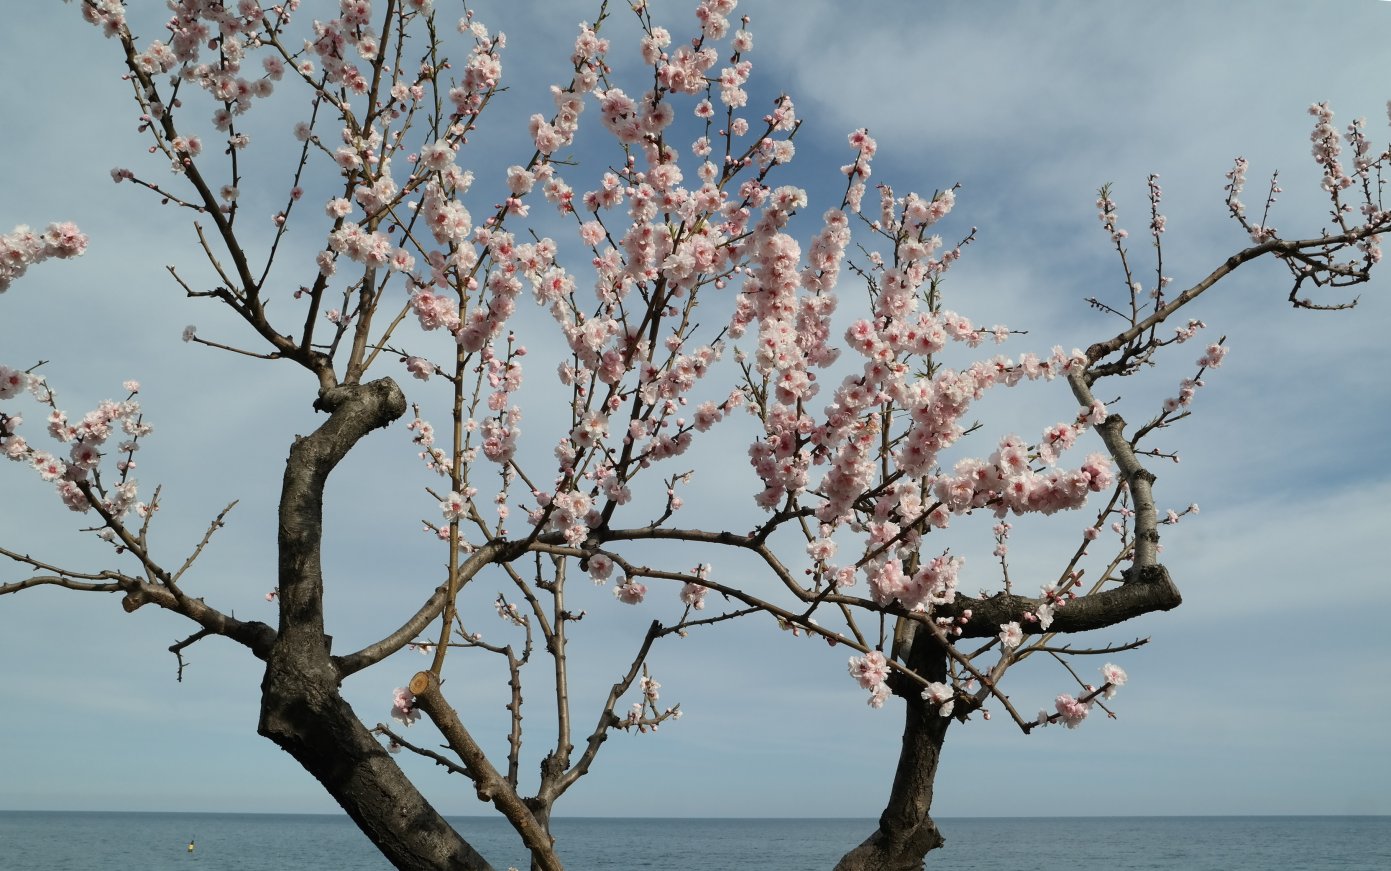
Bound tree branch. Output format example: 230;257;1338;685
408;670;561;871
334;538;518;678
1084;228;1389;369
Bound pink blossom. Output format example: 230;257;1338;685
921;682;954;717
1079;453;1114;491
587;554;614;582
2;433;28;461
1038;422;1078;464
999;621;1023;649
1100;663;1128;699
865;558;906;607
57;479;91;512
31;451;65;482
506;165;536;196
847;650;889;691
530;115;564;155
806;536;837;562
419;140;456;171
69;442;101;471
440;491;466;522
1198;342;1228;368
578;220;605;247
613;579;647;604
640;674;661;702
679;582;707;610
1054;694;1091;729
1;222;88;291
0;366;27;400
391;688;420;727
868;683;891;709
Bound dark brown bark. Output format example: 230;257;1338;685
836;565;1180;870
260;656;494;870
949;563;1182;639
257;378;496;871
835;624;951;871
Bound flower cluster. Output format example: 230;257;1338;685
1309;102;1351;194
1096;185;1127;243
1036;664;1129;729
848;650;891;708
865;552;964;612
679;564;710;611
530;24;604;155
613;578;648;605
2;365;151;519
0;223;88;293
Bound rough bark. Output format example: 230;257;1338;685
835;625;951;871
949;563;1182;639
257;378;495;871
260;656;494;870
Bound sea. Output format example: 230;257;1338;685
0;812;1385;870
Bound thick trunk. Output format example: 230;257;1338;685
260;654;496;870
258;378;494;871
835;627;951;871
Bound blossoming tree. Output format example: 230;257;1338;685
3;2;1386;870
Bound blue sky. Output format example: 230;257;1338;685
2;0;1388;823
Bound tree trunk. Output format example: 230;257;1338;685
526;800;554;871
835;626;951;871
257;378;496;871
260;652;496;870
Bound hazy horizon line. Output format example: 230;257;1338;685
3;810;1386;820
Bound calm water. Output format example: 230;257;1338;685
0;812;1386;870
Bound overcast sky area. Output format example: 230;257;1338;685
2;0;1389;828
